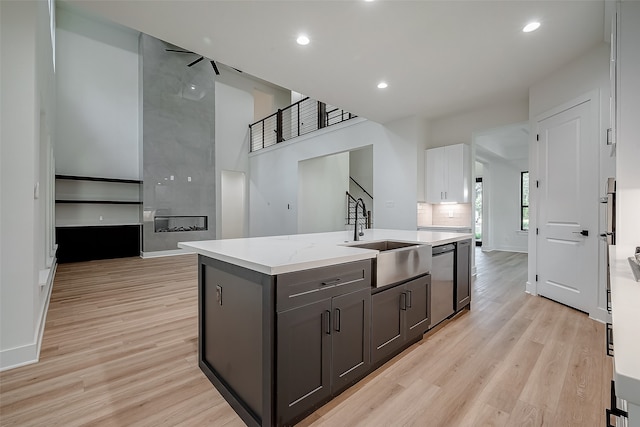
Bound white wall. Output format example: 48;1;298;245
616;2;640;248
1;0;56;371
528;42;612;321
349;146;373;195
215;81;254;239
55;6;140;179
298;152;349;234
249;117;423;237
430;99;529;148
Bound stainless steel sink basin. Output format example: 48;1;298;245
347;240;432;287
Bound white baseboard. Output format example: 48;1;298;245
491;246;528;254
140;248;195;259
589;306;611;324
0;258;57;372
0;344;39;372
525;281;537;295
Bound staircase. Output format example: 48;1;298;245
346;177;373;230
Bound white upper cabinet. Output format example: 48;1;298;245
425;144;470;204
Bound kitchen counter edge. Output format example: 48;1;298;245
609;245;640;406
179;229;473;276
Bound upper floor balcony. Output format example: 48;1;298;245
249;97;356;152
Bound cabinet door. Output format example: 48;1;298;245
371;285;405;365
404;275;431;341
455;239;472;311
331;288;371;393
202;264;264;418
277;299;332;425
444;144;470;203
425;147;446;204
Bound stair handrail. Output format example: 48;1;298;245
349;177;373;201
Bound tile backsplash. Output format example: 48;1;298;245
417;202;432;226
418;203;471;227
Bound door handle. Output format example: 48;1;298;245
400;292;407;311
572;230;589;236
334;308;341;332
324;310;331;334
406;290;412;308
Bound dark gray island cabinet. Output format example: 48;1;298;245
199;255;373;427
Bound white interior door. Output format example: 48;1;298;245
536;99;598;313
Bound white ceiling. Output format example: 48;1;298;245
475;122;529;161
65;0;607;124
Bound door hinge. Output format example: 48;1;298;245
606;128;613;145
536;228;539;235
535;274;538;282
536;134;539;141
536;180;539;188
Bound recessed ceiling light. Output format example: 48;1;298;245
522;22;541;33
377;82;388;89
296;35;310;45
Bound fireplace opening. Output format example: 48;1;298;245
154;215;208;233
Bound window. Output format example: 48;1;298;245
521;171;529;231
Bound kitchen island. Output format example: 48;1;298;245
179;229;472;427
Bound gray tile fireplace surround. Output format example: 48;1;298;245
141;34;216;253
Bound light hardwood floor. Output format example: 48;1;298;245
0;249;612;426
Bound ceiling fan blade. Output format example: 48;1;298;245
210;61;220;75
187;56;204;67
165;49;194;54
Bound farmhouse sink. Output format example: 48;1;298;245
347;240;432;287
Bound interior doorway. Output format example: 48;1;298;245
221;170;246;239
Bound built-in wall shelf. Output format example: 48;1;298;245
55;200;142;205
55;174;142;184
55;175;142;213
55;174;142;262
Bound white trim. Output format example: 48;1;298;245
589;306;611;324
525;281;537;295
491;246;528;254
0;259;57;372
140;248;195;259
534;90;597;123
35;259;56;360
0;344;39;372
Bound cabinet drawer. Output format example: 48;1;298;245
277;260;371;311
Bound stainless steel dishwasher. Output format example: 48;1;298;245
431;244;455;327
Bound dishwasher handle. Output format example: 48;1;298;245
432;244;455;255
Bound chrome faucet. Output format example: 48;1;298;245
354;198;367;241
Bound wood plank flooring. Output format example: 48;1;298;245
0;249;612;426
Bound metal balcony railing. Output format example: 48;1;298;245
249;97;356;152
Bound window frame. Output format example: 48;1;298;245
520;171;529;231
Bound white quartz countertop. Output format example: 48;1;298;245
609;245;640;406
179;229;472;275
418;225;473;230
